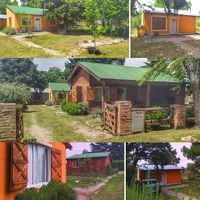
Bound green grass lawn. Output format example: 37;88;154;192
68;176;106;188
0;35;50;57
26;33;128;57
90;173;124;200
131;37;187;58
173;179;200;198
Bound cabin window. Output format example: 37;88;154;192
94;87;109;101
152;16;167;31
58;92;64;100
21;16;32;26
94;87;102;101
72;160;79;168
49;19;56;25
27;144;51;187
117;87;126;100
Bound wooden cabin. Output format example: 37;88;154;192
30;88;49;104
0;142;72;200
137;164;182;185
67;62;185;112
140;7;198;36
6;5;59;32
0;15;6;30
49;82;70;105
67;152;112;176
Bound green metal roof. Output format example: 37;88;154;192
7;5;48;15
67;152;111;160
79;62;181;83
49;83;70;92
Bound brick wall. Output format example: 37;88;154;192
0;103;17;141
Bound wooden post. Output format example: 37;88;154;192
101;81;106;109
145;84;151;107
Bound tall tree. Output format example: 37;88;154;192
90;142;124;160
139;58;200;128
0;0;18;14
0;58;46;91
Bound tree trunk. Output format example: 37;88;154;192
191;78;200;128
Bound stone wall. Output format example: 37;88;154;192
0;103;17;141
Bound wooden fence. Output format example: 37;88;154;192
16;107;24;141
104;102;118;135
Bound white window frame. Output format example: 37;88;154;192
94;87;110;101
117;87;126;101
72;160;79;168
27;143;52;188
151;16;167;31
94;87;103;101
170;16;179;34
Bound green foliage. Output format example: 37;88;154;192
95;109;104;120
78;102;89;115
127;185;165;200
2;26;16;35
105;165;113;175
62;102;81;115
0;0;18;14
45;100;53;106
186;106;194;118
0;83;31;105
16;188;40;200
112;160;124;171
132;11;141;28
145;111;168;120
16;181;76;200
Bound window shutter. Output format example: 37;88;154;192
87;87;94;101
51;148;62;181
72;87;77;103
10;142;28;191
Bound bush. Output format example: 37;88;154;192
145;111;168;120
2;26;16;35
45;100;53;106
61;99;67;110
105;165;114;175
40;180;76;200
78;102;89;115
16;188;40;200
0;83;31;106
16;181;76;200
95;109;104;120
112;160;124;171
62;102;81;115
186;106;194;118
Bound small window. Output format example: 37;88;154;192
94;87;102;101
152;16;166;31
21;16;32;26
104;87;110;101
28;144;51;187
72;160;79;168
58;92;64;100
49;19;56;25
117;87;126;100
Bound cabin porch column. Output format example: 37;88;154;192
145;83;151;107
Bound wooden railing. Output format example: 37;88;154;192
104;102;118;135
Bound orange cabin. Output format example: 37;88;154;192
0;142;72;200
137;164;182;185
6;5;60;32
141;7;198;36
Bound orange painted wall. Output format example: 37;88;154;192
6;8;59;31
0;142;67;200
143;12;196;35
167;170;182;184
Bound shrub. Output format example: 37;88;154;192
61;99;67;110
145;111;168;120
105;165;114;175
62;102;81;115
2;26;16;35
16;181;76;200
45;100;53;106
0;83;31;106
186;106;194;118
112;160;124;171
40;180;76;200
78;102;89;115
95;109;104;120
16;188;40;200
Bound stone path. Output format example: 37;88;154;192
74;175;114;200
162;185;199;200
12;33;66;57
146;35;200;58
